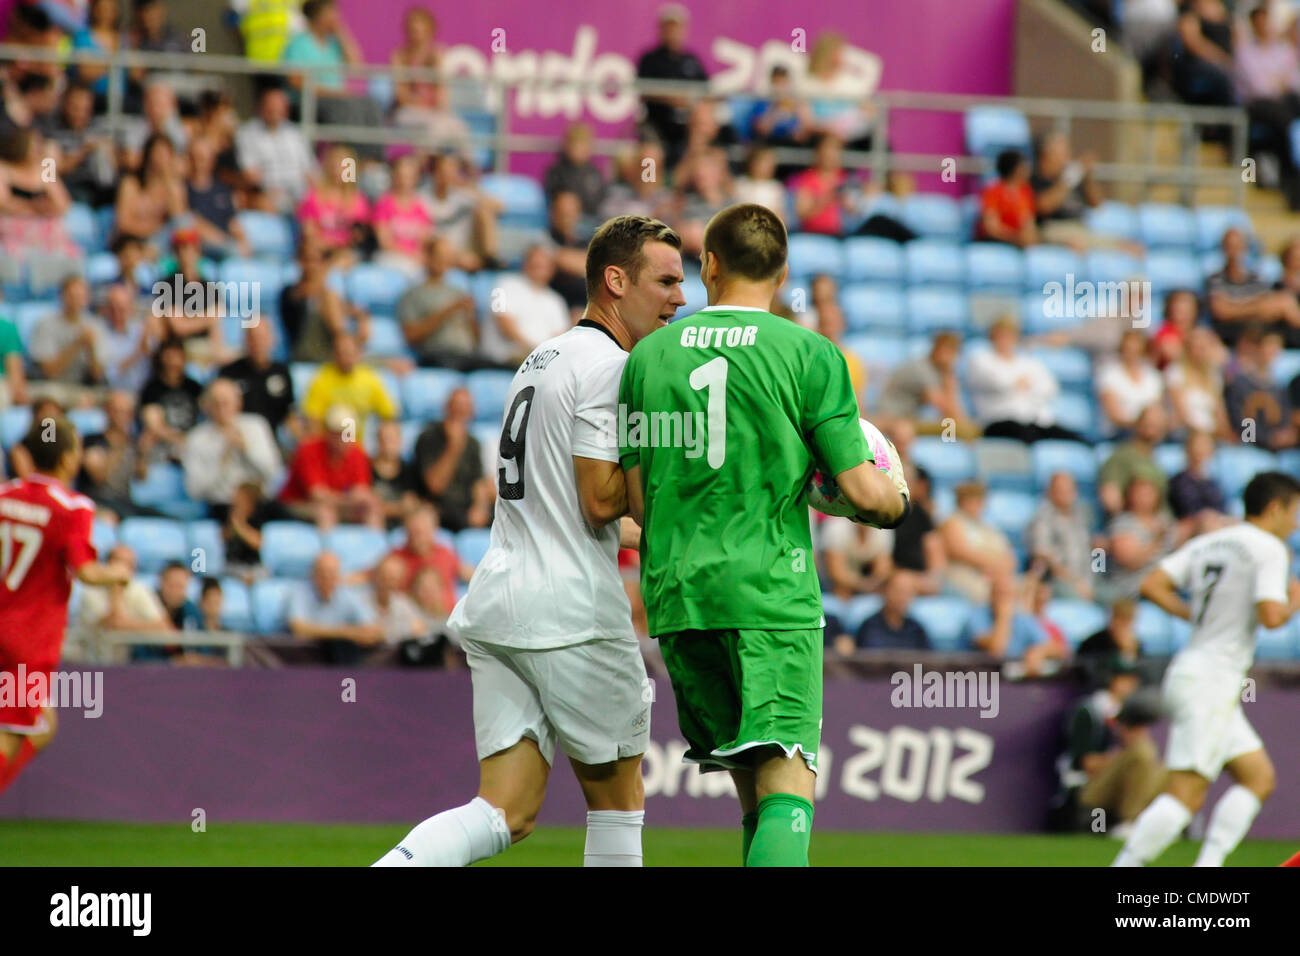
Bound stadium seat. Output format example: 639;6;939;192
962;105;1031;163
67;407;107;438
85;251;121;285
909;595;975;651
216;578;254;632
964;243;1025;292
904;240;965;287
1272;349;1300;386
236;211;294;258
260;521;323;578
470;271;504;315
401;368;464;421
119;518;188;573
466;369;516;424
363;316;410;358
909;436;976;483
1134;601;1172;656
1027;346;1091;390
1023;244;1083;291
1211;445;1277;499
456;528;492;568
983;489;1038;551
1152;443;1187;477
92;518;118;554
1258;254;1284;285
187;519;225;577
14;300;57;348
251;578;299;634
1;406;32;447
322;526;391;575
788;234;845;280
906;287;970;334
131;463;205;520
843;237;905;283
1137;202;1197;251
1085;249;1144;285
1031;440;1100;496
1018;291;1069;336
679;277;708;317
837;594;883;635
28;256;84;296
842;334;911;370
1144;250;1203;296
1046;599;1108;647
972;438;1034;494
1084;201;1140;242
841;283;906;334
64;203;99;251
1052;392;1098;442
470;422;500;477
288;362;319;403
1256;619;1299;661
1168;615;1192;654
346;264;415;313
479;174;547;229
900;194;963;242
1195;205;1253;254
218;258;287;313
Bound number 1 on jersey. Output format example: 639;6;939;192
689;357;727;469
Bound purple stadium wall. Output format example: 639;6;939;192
3;668;1299;841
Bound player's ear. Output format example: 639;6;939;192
605;263;626;298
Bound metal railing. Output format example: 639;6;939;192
0;41;1249;202
71;627;246;667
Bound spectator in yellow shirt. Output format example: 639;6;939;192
301;332;397;439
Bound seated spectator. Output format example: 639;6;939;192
1096;329;1165;437
1150;288;1201;369
635;4;709;168
670;96;739;188
107;233;151;298
118;79;187;170
281;236;369;363
413;387;493;533
372;152;434;278
236;85;316;213
301;332;397;441
0;312;29;409
733;144;787;217
876;331;978;439
1030;131;1118;252
138;338;203;463
392;79;471;160
1074;599;1142;688
280;404;382;529
298;143;371;267
396;236;482;370
800;30;877;149
965;572;1068;676
28;276;106;398
480;244;571;366
976;149;1037;247
1223;325;1297;450
78;390;147;518
12;71;57;138
49;81;116;207
182;378;282;515
0;129;78;262
287;550;383;665
1207;228;1299;348
129;0;187;60
1100;476;1181;603
154;228;226;363
820;515;893;600
1235;3;1300;206
1268;236;1300;348
674;146;735;264
967;316;1082;443
371;419;416;527
94;281;161;393
1027;472;1097;601
166;576;229;666
405;565;455;666
788;132;852;237
543;123;606;218
388;502;462;605
599;138;674;222
423;151;503;273
114;132;186;244
940;481;1017;605
1166;325;1232;439
890;465;946;595
546;191;590;316
371;553;427;646
808;275;866;397
1168;428;1231;538
70;0;123;102
388;7;444;115
1098;404;1170;515
223;480;291;580
185;136;248;258
1173;0;1236;111
185;577;226;634
77;543;170;643
218;319;297;436
852;570;929;653
192;90;244;198
746;65;813;150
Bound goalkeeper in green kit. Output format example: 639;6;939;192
618;203;910;866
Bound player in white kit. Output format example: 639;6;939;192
374;217;686;867
1113;471;1300;867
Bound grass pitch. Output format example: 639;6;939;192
0;821;1291;866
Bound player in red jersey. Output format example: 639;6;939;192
0;417;130;797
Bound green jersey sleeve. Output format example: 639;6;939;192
617;347;642;471
801;337;869;477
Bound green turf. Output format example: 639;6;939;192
0;821;1291;866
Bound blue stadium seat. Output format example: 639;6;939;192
67;407;107;438
456;528;492;567
216;578;254;632
1258;254;1284;285
346;264;416;313
236;211;294;258
1137;202;1197;251
1278;448;1300;478
1046;599;1108;647
1144;250;1203;296
375;368;403;419
465;369;516;424
92;518;118;554
260;521;323;578
984;489;1038;551
1256;619;1299;660
13;300;57;348
910;436;976;483
131;463;205;520
963;105;1031;163
904;240;965;287
843;237;905;283
1210;445;1277;499
900;194;963;242
64;203;99;251
86;251;121;285
909;595;975;651
838;594;884;635
218;258;287;314
1031;440;1099;495
1084;201;1140;242
972;437;1035;494
363;316;410;358
251;578;298;634
479;174;547;229
1195;205;1253;254
1053;392;1098;441
401;368;464;421
842;334;911;370
1027;346;1091;390
323;526;392;575
187;519;225;577
1134;601;1172;656
1272;349;1300;386
788;234;845;280
470;271;505;315
965;242;1025;291
1;406;32;447
119;517;188;573
841;283;906;334
1168;615;1192;654
679;277;708;317
1023;244;1083;290
906;287;970;334
1086;249;1145;285
1018;292;1070;336
1153;443;1187;477
463;110;497;170
289;363;319;404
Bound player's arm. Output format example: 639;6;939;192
624;464;645;527
834;462;907;529
1257;577;1300;631
1138;567;1191;621
76;560;132;587
573;455;627;529
619;515;640;550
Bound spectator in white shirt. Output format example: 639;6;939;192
1096;328;1165;437
371;553;427;645
236;85;317;213
733;145;786;218
480;244;572;365
967;315;1084;443
182;377;282;511
93;281;161;393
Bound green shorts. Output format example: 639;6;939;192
657;628;823;774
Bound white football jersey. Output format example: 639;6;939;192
447;324;634;649
1158;521;1291;679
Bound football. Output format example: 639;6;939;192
805;418;909;526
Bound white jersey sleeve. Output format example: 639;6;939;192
1158;540;1196;591
571;352;625;463
1254;534;1290;606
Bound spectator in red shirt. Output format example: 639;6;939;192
387;503;464;611
1151;289;1201;369
789;132;850;236
977;149;1038;247
280;404;382;529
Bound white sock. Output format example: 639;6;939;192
372;797;510;867
1194;785;1262;867
583;809;645;867
1112;794;1192;867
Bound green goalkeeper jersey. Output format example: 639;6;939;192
618;305;870;635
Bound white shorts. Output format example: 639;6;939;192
463;636;651;766
1162;668;1263;780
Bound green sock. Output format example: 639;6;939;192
745;794;814;867
741;811;758;865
